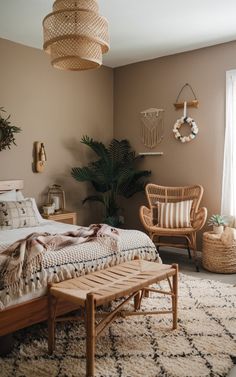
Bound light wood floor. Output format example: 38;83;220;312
158;248;236;377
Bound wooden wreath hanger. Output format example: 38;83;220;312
174;83;199;109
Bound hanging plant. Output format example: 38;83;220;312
0;107;21;151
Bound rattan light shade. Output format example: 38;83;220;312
43;0;109;71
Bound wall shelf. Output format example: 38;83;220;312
139;152;163;156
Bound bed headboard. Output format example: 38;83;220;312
0;180;24;192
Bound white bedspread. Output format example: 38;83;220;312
0;220;159;309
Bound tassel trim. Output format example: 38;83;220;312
0;246;159;310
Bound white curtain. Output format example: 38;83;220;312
221;70;236;225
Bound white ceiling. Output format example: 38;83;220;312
0;0;236;68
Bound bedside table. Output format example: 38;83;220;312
42;211;77;225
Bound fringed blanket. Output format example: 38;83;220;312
0;224;119;302
0;226;158;310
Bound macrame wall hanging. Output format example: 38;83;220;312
140;108;164;149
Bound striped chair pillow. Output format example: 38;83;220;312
157;200;193;228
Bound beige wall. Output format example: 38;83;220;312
114;41;236;240
0;38;113;225
1;37;236;237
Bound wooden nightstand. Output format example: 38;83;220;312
42;211;77;225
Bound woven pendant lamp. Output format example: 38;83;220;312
43;0;109;71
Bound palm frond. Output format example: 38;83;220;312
121;180;147;198
118;170;151;197
81;135;109;161
71;167;96;182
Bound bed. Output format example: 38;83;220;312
0;180;159;337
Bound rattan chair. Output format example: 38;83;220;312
140;184;207;271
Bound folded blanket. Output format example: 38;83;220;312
0;224;119;291
220;226;236;246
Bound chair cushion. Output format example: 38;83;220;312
157;200;193;228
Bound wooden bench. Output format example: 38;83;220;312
48;260;178;377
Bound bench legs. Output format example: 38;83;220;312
48;295;57;355
172;264;178;330
86;293;95;377
134;290;142;310
48;267;178;377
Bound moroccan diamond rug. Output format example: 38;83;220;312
0;274;236;377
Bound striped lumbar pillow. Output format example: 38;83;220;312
157;200;193;228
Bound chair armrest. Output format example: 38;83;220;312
139;206;154;230
192;207;207;230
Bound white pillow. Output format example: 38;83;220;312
0;190;24;201
24;198;43;223
16;190;25;201
0;190;17;201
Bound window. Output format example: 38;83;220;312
221;70;236;224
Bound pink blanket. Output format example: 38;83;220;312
0;224;119;290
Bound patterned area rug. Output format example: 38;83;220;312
0;274;236;377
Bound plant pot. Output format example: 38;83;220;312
213;225;224;234
104;214;125;228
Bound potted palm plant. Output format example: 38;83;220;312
208;214;226;234
71;136;151;226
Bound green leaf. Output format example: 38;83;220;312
81;135;109;161
71;167;95;182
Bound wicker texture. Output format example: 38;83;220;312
43;0;109;71
140;183;207;270
53;0;99;12
48;260;178;376
202;232;236;273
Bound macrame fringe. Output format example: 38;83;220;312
0;246;158;310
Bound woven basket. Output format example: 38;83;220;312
202;232;236;273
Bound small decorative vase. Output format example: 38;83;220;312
213;225;224;234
